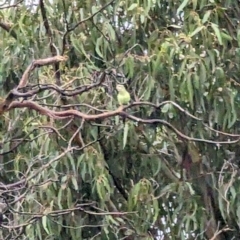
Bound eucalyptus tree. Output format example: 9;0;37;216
0;0;240;239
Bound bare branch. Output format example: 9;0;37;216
4;100;239;145
0;0;24;9
17;56;67;89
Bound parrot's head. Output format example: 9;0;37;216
116;84;126;93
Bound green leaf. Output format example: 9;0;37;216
215;67;225;80
206;49;216;70
202;10;212;23
221;32;233;41
152;198;159;223
161;103;171;113
237;206;240;225
177;0;190;14
192;0;197;10
169;75;176;100
228;90;237;128
211;23;223;45
57;189;63;209
71;176;78;191
77;154;85;170
199;62;207;85
95;36;104;58
96;178;105;200
187;73;194;109
105;22;116;41
178;59;187;80
67;187;73;208
123;122;129;149
128;3;138;11
42;216;49;234
67;152;76;173
124;55;135;78
189;26;204;37
140;14;145;24
193;73;200;90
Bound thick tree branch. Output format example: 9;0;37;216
0;56;67;114
18;56;67;89
9;71;106;99
4;100;239;145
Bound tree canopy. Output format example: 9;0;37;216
0;0;240;239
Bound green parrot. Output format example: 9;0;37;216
116;84;131;105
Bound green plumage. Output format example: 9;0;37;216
116;85;131;105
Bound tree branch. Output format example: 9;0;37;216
39;0;61;85
4;100;239;145
0;21;17;39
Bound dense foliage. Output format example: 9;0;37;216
0;0;240;239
